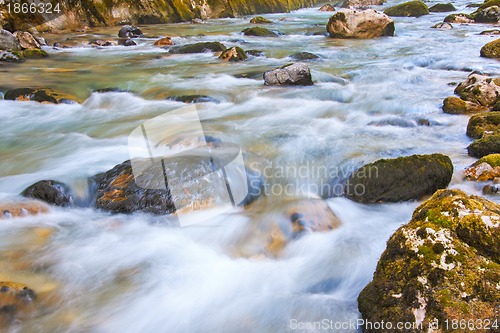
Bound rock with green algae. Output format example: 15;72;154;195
219;46;248;61
168;42;226;54
345;154;453;203
442;96;488;114
249;16;273;24
429;3;456;12
468;134;500;157
12;49;49;59
241;26;279;37
466;112;500;139
473;5;500;22
481;38;500;58
455;73;500;108
464;154;500;180
358;189;500;333
383;1;430;17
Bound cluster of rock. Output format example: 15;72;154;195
0;29;47;63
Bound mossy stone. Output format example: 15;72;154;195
241;27;279;37
466;112;500;139
468;135;500;158
384;1;430;17
429;3;456;12
481;38;500;58
219;46;248;61
168;42;227;54
442;96;467;114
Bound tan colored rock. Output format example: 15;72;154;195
327;9;395;39
0;200;49;219
341;0;385;8
13;31;40;49
455;73;500;107
153;37;173;46
464;154;500;180
442;96;488;114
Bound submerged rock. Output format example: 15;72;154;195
466;112;500;139
250;16;273;24
319;4;336;11
383;1;430;17
21;180;73;207
444;13;474;23
442;96;488;114
167;95;220;103
358;189;500;332
219;46;247;61
241;27;279;37
468;134;500;157
168;42;226;54
481;38;500;58
246;50;265;57
0;29;21;51
263;63;313;86
455;73;500;108
4;88;77;104
0;281;37;327
89;39;117;47
0;200;49;219
153;37;173;46
345;154;453;203
290;51;320;61
464;154;500;180
428;3;456;12
327;9;395;39
118;25;143;38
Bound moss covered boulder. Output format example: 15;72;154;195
428;3;456;12
443;13;474;23
250;16;273;23
345;154;453;203
241;27;279;37
358;189;500;332
455;73;500;108
468;134;500;157
466;112;500;138
168;42;226;54
4;88;77;103
383;1;430;17
464;154;500;180
0;281;37;327
481;38;500;58
327;9;395;39
442;96;488;114
219;46;247;61
473;5;500;22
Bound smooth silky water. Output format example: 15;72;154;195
0;1;499;332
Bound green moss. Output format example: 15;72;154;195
219;46;248;61
478;0;500;10
429;3;456;12
241;27;278;37
384;1;430;17
475;154;500;167
467;112;500;139
17;49;49;59
442;96;467;114
481;38;500;59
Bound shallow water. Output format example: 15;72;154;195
0;1;500;332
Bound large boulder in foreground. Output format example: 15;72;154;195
481;38;500;58
468;134;500;157
0;29;21;51
327;9;395;39
263;63;313;86
383;1;430;17
358;189;500;332
345;154;453;203
21;180;73;207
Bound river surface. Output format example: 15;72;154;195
0;1;500;332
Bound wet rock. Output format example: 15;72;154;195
21;180;73;207
384;1;430;17
153;37;173;46
444;13;475;23
250;16;273;24
242;197;341;256
482;184;500;194
442;96;488;114
455;73;500;107
0;281;37;327
0;51;24;63
246;50;265;57
168;42;226;54
468;135;500;157
327;9;395;39
319;4;336;11
14;49;49;59
465;154;500;180
358;189;500;332
345;154;453;203
0;200;49;219
0;29;21;51
431;22;453;29
480;29;500;35
290;51;320;61
473;5;500;22
341;0;385;7
167;95;220;103
118;39;137;46
219;46;247;61
242;27;279;37
89;39;117;47
264;63;313;86
481;38;500;58
34;36;47;46
467;112;500;139
13;31;40;49
118;25;143;38
4;88;77;104
191;18;205;24
429;3;456;12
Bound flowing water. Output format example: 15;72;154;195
1;1;500;332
